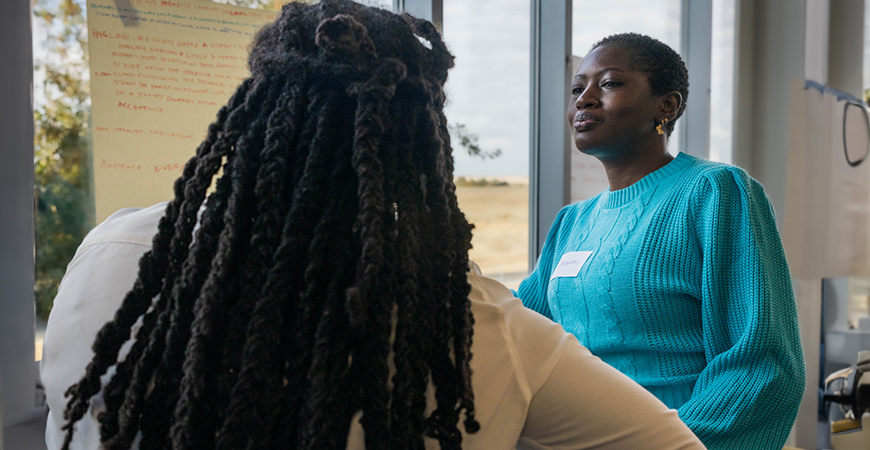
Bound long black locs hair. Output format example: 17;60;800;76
59;1;479;448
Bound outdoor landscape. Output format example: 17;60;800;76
455;177;529;290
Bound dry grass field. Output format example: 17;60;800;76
454;181;529;289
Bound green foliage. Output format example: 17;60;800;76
33;0;94;321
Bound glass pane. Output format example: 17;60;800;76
31;0;284;361
443;0;530;289
33;0;94;361
848;277;870;325
710;0;736;164
572;0;682;54
358;0;394;11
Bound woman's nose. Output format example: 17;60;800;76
575;88;598;109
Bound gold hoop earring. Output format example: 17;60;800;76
656;118;669;136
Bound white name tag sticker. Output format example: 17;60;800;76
550;251;593;279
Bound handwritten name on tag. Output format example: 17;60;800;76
550;251;593;279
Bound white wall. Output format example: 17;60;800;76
734;1;866;448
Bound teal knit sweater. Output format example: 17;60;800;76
516;152;805;450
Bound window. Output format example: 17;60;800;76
571;0;682;54
32;0;93;362
443;0;530;288
709;0;736;164
31;0;283;361
361;0;394;10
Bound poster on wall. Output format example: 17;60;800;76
784;78;870;278
87;0;277;221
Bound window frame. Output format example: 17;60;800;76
529;0;572;264
0;0;41;430
680;0;713;160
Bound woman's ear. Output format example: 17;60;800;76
660;91;682;121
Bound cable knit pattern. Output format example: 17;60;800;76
516;152;805;450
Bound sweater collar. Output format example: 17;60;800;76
600;152;694;209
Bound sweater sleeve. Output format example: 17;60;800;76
679;167;805;450
514;206;574;320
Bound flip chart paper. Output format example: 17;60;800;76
88;0;277;221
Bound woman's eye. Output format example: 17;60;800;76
602;81;621;88
571;86;584;95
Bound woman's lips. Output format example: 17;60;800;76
572;113;600;131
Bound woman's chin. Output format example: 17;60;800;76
574;143;605;158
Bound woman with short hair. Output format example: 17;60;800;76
516;33;805;450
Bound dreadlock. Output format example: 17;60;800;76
60;1;479;448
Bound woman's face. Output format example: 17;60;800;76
567;45;660;159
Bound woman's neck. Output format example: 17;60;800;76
601;149;674;191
